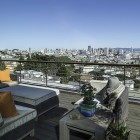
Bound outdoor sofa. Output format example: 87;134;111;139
0;83;60;140
90;78;129;122
0;69;60;140
0;84;60;116
0;105;37;140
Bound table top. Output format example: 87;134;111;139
60;104;114;133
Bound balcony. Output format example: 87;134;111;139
0;59;140;140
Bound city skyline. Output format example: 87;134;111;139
0;0;140;50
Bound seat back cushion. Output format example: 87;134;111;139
0;69;11;82
0;92;19;118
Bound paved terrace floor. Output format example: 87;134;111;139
23;91;140;140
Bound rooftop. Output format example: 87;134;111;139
0;59;140;140
20;90;140;140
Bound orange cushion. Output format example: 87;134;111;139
0;92;19;118
0;69;11;82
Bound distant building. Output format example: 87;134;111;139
29;48;32;58
104;48;109;56
88;45;92;52
125;80;134;90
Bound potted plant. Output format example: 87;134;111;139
80;83;97;117
108;121;130;140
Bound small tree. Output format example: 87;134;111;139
14;55;24;71
56;65;70;83
69;74;80;82
0;57;6;70
81;83;96;105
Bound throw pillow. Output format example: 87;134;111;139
107;77;121;95
0;92;19;118
0;113;4;127
0;69;11;82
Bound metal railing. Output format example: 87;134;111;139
1;59;140;92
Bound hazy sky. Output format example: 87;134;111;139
0;0;140;50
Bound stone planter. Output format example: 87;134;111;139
80;101;97;117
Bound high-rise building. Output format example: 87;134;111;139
29;48;32;58
88;45;92;52
131;46;133;54
104;48;109;56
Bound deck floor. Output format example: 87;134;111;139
23;91;140;140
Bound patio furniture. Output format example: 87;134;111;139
0;84;60;116
59;104;114;140
0;81;18;89
0;105;37;140
0;73;18;89
90;79;129;122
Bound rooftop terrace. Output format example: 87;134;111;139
0;59;140;140
21;90;140;140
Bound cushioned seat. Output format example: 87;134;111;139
0;105;37;139
0;81;18;89
0;84;60;116
2;81;18;87
0;83;9;89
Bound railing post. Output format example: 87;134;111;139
19;61;22;83
124;66;126;85
79;65;80;93
46;63;48;87
79;64;82;94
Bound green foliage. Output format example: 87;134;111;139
0;57;6;70
69;74;80;82
81;83;96;105
54;56;72;62
14;53;75;82
74;68;83;74
14;63;22;71
21;53;74;76
134;79;140;88
89;70;104;80
56;65;70;83
19;55;24;60
14;55;24;71
115;74;124;81
108;121;130;140
60;77;69;84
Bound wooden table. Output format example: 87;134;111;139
59;104;114;140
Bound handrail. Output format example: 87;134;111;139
0;59;140;67
0;59;140;91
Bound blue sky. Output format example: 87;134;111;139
0;0;140;50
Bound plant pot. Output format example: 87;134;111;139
80;101;97;117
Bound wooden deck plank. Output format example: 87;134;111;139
127;103;140;140
23;92;140;140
